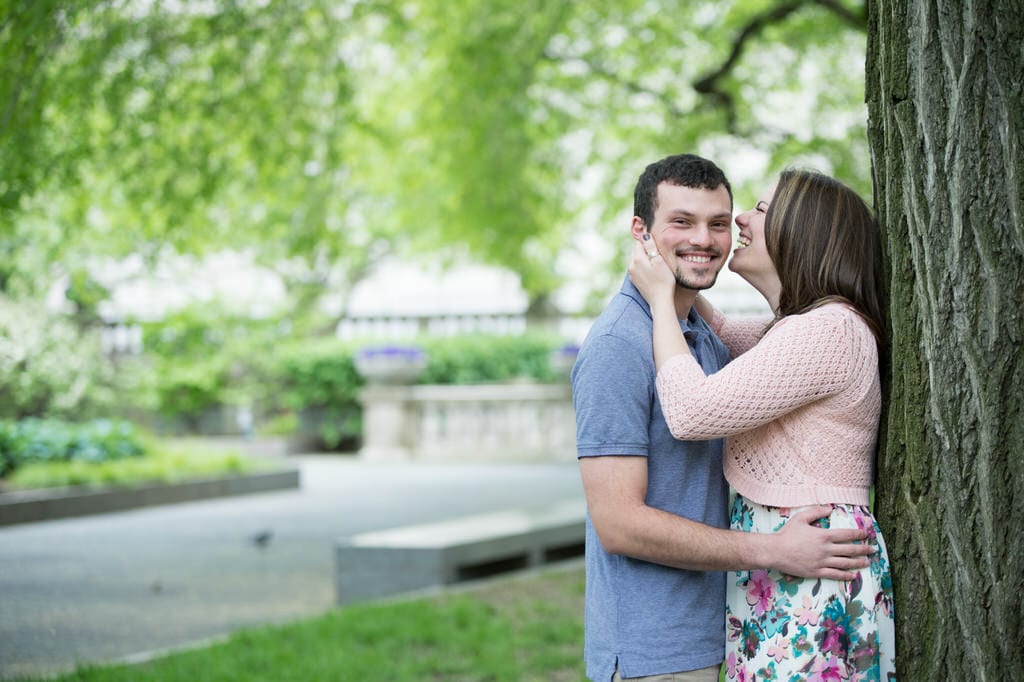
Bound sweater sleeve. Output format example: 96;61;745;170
656;307;863;440
708;307;772;358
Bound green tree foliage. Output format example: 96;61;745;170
1;0;869;312
388;0;870;302
2;0;382;312
0;293;113;419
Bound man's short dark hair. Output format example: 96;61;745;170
633;154;733;229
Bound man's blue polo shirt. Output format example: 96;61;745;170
571;276;730;682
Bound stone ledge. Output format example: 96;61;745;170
334;498;586;605
0;468;301;526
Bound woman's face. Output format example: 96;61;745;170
729;184;778;287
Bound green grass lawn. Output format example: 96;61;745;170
14;566;588;682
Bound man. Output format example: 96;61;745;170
571;154;874;682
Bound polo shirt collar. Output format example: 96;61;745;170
619;274;707;335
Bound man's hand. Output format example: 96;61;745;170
768;505;875;580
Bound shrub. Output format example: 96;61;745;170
0;418;146;479
417;333;564;384
266;333;570;449
139;304;277;358
151;356;229;420
271;338;364;449
256;411;300;437
134;305;288;426
0;294;114;419
5;444;262;490
274;338;364;409
123;331;575;445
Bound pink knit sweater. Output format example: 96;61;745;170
656;301;880;507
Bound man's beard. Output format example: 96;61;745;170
674;267;721;292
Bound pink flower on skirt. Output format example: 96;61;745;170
766;636;790;664
851;507;877;540
736;666;756;682
745;569;776;617
795;595;820;626
807;657;847;682
725;651;738;679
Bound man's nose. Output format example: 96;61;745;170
688;225;714;245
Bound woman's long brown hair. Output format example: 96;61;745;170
765;168;887;346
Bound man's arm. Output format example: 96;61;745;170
580;456;874;580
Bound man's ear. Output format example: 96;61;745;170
630;216;648;241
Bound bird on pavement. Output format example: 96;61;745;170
248;529;273;549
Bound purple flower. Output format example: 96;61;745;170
355;345;425;361
354;344;427;384
557;342;580;356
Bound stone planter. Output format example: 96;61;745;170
352;345;427;460
356;382;576;463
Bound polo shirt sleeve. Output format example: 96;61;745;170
572;332;652;458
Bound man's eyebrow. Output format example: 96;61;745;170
665;209;733;220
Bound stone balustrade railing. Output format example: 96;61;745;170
99;313;594;356
358;382;576;462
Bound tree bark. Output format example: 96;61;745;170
866;1;1024;678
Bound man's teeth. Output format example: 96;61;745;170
679;254;712;263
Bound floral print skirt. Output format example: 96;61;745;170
724;494;896;682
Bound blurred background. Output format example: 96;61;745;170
0;1;874;677
0;0;869;470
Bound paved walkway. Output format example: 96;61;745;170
0;455;584;679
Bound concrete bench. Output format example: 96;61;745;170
334;498;587;605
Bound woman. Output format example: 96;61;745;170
629;168;896;681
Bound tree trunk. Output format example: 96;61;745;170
866;1;1024;678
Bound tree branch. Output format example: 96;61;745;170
693;0;867;132
542;1;865;135
541;48;687;118
812;0;868;30
692;0;808;125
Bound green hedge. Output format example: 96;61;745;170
0;418;146;479
104;332;577;445
417;334;563;384
264;333;572;449
135;305;287;421
151;357;230;419
275;338;364;410
271;338;364;448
